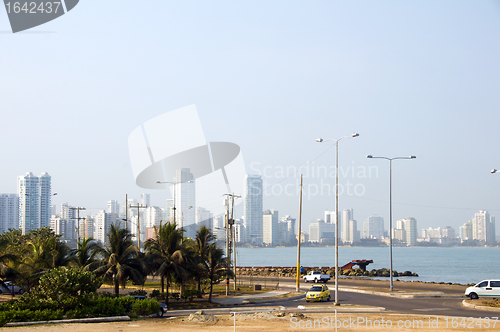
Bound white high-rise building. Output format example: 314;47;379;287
107;200;120;214
94;210;119;244
145;206;163;229
403;218;417;246
363;215;384;239
341;209;353;242
459;221;473;241
309;219;335;243
141;193;150;207
262;209;278;245
472;210;496;245
0;194;19;234
196;207;213;231
244;175;263;245
18;172;52;234
175;168;195;231
394;217;417;246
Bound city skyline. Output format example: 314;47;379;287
1;2;500;237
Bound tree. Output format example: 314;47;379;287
92;224;146;297
144;221;185;306
72;236;102;269
193;226;215;297
38;267;103;301
206;243;231;303
14;228;74;292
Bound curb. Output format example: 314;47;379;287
242;292;305;304
4;315;131;327
338;287;463;299
461;300;500;312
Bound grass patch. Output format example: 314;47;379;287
482;299;500;307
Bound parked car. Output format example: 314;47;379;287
465;280;500;299
306;284;330;302
0;282;24;295
129;295;166;317
303;271;330;283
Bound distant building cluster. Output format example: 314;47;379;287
0;172;497;248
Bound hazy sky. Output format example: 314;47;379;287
1;1;500;235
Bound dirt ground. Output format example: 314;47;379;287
6;313;500;332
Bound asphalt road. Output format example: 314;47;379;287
271;279;499;318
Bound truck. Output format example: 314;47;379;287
303;271;331;283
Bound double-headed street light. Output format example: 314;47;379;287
156;180;193;226
316;132;359;305
366;155;416;291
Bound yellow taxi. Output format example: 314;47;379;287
305;284;330;302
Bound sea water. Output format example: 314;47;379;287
234;246;500;285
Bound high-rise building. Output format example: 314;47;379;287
243;175;263;245
363;215;384;239
175;168;195;232
141;193;150;207
18;172;52;234
196;207;213;231
278;215;296;245
107;200;120;214
347;219;360;244
472;211;496;245
394;217;417;246
341;209;353;242
0;194;19;234
459;221;473;241
262;209;278;245
94;210;119;244
309;219;335;243
403;218;417;246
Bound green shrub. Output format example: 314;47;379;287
181;289;198;302
130;299;160;316
38;267;103;301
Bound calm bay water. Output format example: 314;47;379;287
234;246;500;285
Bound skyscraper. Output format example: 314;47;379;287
0;194;19;234
175;168;195;236
262;209;278;245
107;200;120;214
363;215;384;239
472;210;496;245
341;209;353;242
244;175;263;245
18;172;52;234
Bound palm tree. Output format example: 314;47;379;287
144;221;185;306
193;226;215;297
93;224;146;296
0;237;18;297
206;243;231;303
73;236;101;269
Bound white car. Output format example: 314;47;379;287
465;280;500;299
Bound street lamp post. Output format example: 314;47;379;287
156;180;193;227
316;133;359;305
366;155;416;291
179;206;193;244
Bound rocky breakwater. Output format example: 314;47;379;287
236;266;418;278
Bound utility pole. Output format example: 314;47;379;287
296;175;303;292
223;193;241;295
70;207;86;243
125;194;128;231
129;203;147;249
